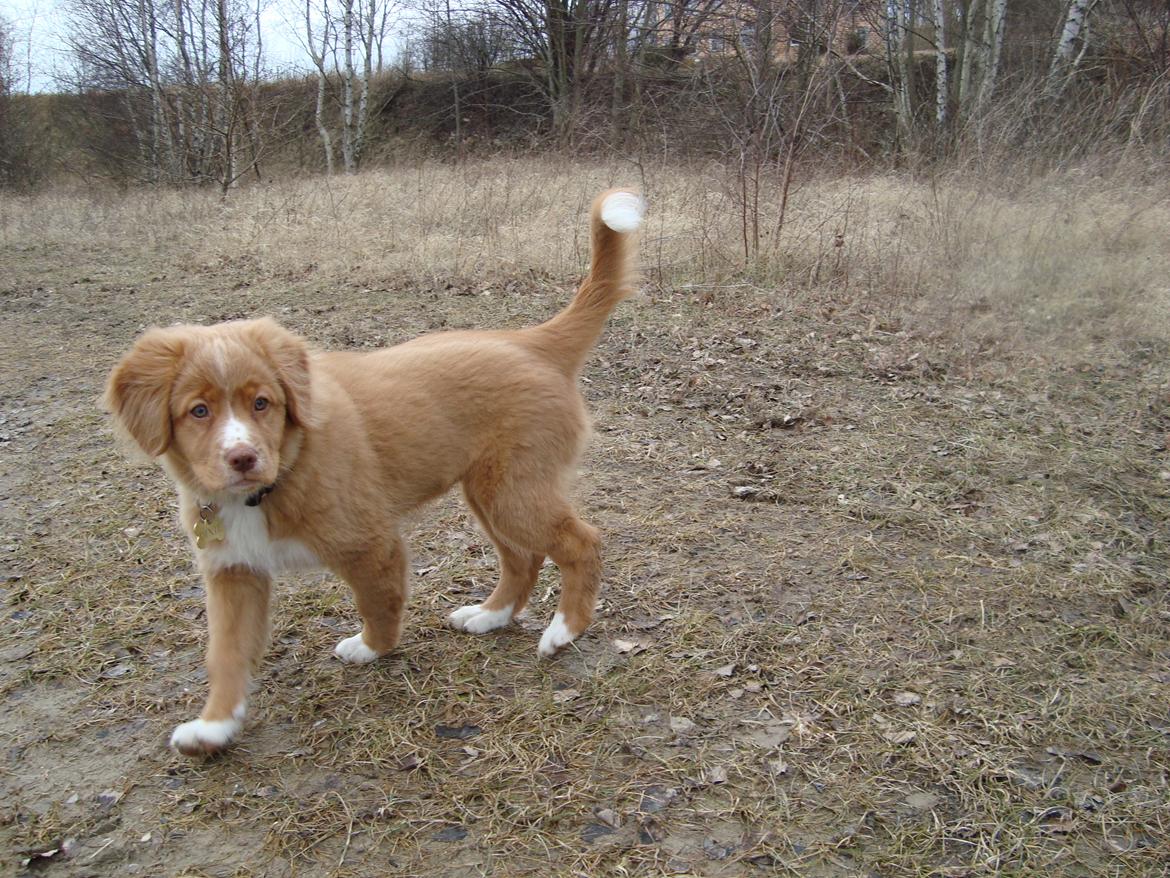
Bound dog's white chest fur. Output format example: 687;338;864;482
201;502;320;574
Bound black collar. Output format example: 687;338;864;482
245;484;275;507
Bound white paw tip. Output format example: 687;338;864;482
538;611;577;658
447;603;513;634
601;191;645;233
333;633;381;665
170;716;241;755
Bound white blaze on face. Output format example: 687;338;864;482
220;407;254;452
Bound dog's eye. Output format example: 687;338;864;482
191;404;210;419
254;397;269;412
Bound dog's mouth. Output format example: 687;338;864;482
227;474;265;489
221;471;273;494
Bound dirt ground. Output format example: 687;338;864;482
2;193;1169;876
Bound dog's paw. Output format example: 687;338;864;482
447;603;513;634
170;716;241;756
538;611;579;658
333;633;381;664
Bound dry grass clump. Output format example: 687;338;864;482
1;157;1168;875
2;156;1167;359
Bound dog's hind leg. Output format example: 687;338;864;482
332;535;408;664
529;509;601;658
447;487;545;634
465;470;602;657
171;567;271;756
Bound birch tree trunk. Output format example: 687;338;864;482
306;0;334;174
933;0;948;127
216;0;236;193
353;0;373;168
138;0;174;180
446;0;462;157
315;64;335;174
1046;0;1096;97
612;0;627;140
174;0;195;176
974;0;1007;113
955;0;982;116
341;0;356;172
888;0;914;147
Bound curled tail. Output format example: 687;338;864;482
524;189;645;376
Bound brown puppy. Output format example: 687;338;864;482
104;189;645;755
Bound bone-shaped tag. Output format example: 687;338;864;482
194;507;225;549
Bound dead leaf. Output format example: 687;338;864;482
614;638;648;655
904;791;938;811
744;723;791;749
20;843;69;868
884;729;917;745
582;823;615;844
0;644;34;662
435;724;481;740
703;838;734;860
595;808;621;828
433;825;468;842
1037;807;1075;835
1045;745;1103;764
639;785;678;813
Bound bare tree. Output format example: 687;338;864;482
480;0;618;141
887;0;915;146
0;13;19;186
305;0;336;173
630;0;725;64
695;0;844;260
1046;0;1099;97
64;0;273;186
933;0;948;126
301;0;394;172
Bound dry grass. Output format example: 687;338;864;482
1;157;1168;877
3;155;1168;354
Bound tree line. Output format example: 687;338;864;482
0;0;1167;188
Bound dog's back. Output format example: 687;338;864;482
311;189;645;506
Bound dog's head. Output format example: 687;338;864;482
103;318;314;497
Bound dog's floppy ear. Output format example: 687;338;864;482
248;318;315;428
103;327;187;457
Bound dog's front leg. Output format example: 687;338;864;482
171;566;271;756
332;536;407;664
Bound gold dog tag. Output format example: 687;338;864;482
194;505;225;549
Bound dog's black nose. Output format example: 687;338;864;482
227;446;258;473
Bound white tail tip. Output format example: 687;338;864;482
600;191;645;233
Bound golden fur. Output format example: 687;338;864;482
103;189;643;755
